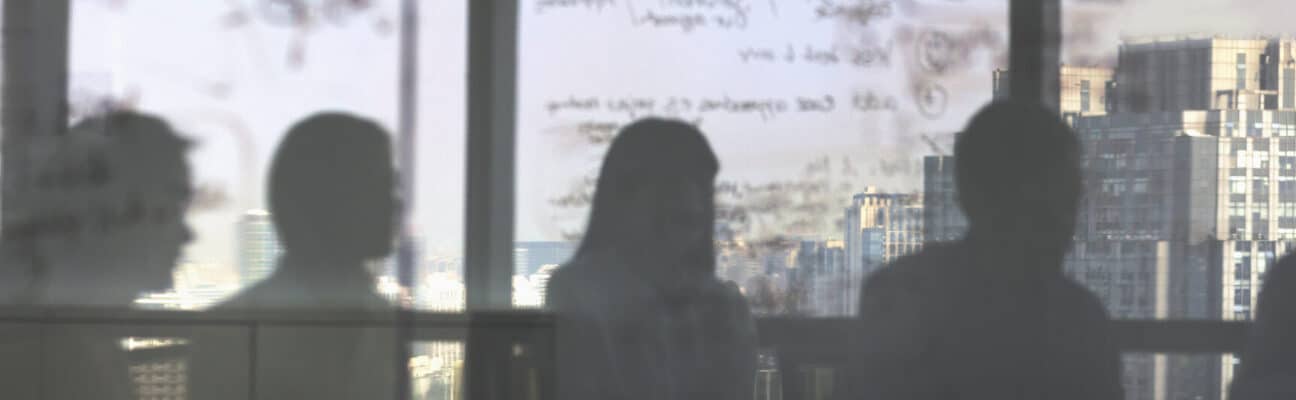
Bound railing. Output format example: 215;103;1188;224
0;308;1249;400
758;318;1250;400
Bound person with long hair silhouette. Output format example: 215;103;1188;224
0;111;194;399
545;118;757;400
849;100;1124;400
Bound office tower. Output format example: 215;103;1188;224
1112;37;1296;113
786;239;847;316
994;65;1115;122
236;210;281;286
928;42;1296;398
530;264;559;306
1073;108;1296;400
922;155;964;243
410;342;464;400
419;272;465;312
843;187;923;315
513;241;575;277
129;357;188;400
1070;35;1296;400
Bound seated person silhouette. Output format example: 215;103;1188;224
0;111;194;400
545;118;757;400
848;100;1124;400
191;112;398;400
1229;252;1296;399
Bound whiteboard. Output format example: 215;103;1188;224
516;0;1008;243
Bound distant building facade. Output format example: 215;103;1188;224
1073;108;1296;400
787;239;846;316
922;155;964;243
514;241;575;277
237;210;281;286
994;65;1115;123
1112;37;1296;113
940;39;1296;399
843;188;923;315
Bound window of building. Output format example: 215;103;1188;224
5;1;1287;399
1238;53;1247;90
1081;79;1091;112
1231;176;1249;194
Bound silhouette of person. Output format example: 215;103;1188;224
847;100;1124;400
0;111;194;400
1229;252;1296;399
191;112;398;400
545;118;757;400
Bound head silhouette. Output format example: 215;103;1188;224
4;111;193;305
955;100;1082;256
268;113;397;264
574;118;719;285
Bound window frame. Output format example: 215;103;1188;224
0;1;1255;400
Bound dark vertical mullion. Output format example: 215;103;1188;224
394;1;420;399
2;0;69;235
1009;0;1061;110
465;1;519;399
1009;1;1061;399
1005;0;1057;398
464;0;518;314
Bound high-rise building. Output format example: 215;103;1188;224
236;210;281;286
922;155;964;243
532;264;559;306
931;38;1296;399
1112;36;1296;113
1066;35;1296;400
128;356;188;400
419;272;465;312
1073;108;1296;400
843;187;923;315
513;241;575;277
994;65;1115;123
786;239;847;316
410;342;464;400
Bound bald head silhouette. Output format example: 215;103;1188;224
268;113;397;264
955;100;1082;260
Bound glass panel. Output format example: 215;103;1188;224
65;0;466;312
1118;353;1238;400
0;0;468;398
517;0;1008;315
410;341;464;400
64;0;466;310
1063;1;1296;399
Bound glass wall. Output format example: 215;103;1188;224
1062;0;1296;398
68;0;466;311
0;1;1279;399
514;0;1008;314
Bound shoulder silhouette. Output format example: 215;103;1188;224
191;112;399;400
546;117;757;400
0;110;193;400
1231;252;1296;399
218;112;398;310
849;100;1124;400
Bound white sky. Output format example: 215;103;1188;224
71;0;466;281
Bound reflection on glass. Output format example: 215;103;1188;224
1061;0;1296;399
517;0;1008;314
68;0;467;313
410;341;464;400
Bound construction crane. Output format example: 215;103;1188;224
920;133;948;157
